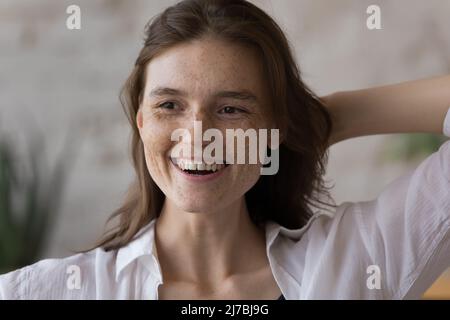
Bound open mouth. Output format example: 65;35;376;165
170;158;230;176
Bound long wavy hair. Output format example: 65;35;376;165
95;0;336;251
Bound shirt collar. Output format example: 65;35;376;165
115;209;335;282
264;209;335;299
115;219;159;281
266;209;334;245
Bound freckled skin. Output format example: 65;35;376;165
136;36;273;214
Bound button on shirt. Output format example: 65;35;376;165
1;107;450;300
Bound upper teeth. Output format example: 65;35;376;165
173;159;226;172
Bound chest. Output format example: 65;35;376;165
157;268;282;300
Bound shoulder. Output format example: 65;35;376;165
0;247;117;300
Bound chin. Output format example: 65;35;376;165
172;194;223;213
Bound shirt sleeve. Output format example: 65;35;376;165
353;106;450;299
0;264;34;300
0;253;99;300
0;274;9;299
0;260;65;300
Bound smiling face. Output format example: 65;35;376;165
136;35;273;213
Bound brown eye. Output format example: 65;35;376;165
158;101;177;110
219;106;245;114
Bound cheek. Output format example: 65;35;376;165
223;117;271;164
140;112;174;152
230;163;261;196
139;121;175;176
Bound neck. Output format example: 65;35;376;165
154;197;268;287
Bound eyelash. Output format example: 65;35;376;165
155;101;248;115
156;101;178;110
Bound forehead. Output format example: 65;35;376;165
144;37;267;96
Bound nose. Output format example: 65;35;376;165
192;108;215;132
177;107;218;156
180;106;215;135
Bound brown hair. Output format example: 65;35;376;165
96;0;335;251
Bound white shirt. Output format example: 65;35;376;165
1;107;450;300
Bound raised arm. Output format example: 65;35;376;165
323;74;450;146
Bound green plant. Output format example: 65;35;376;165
381;133;449;162
0;131;76;274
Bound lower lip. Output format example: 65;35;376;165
170;159;230;182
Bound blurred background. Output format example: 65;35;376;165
0;0;449;298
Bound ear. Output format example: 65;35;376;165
267;119;284;148
267;129;283;149
278;131;285;145
275;121;285;145
136;109;143;132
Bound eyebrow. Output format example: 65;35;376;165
149;87;259;103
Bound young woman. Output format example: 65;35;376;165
1;0;449;300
